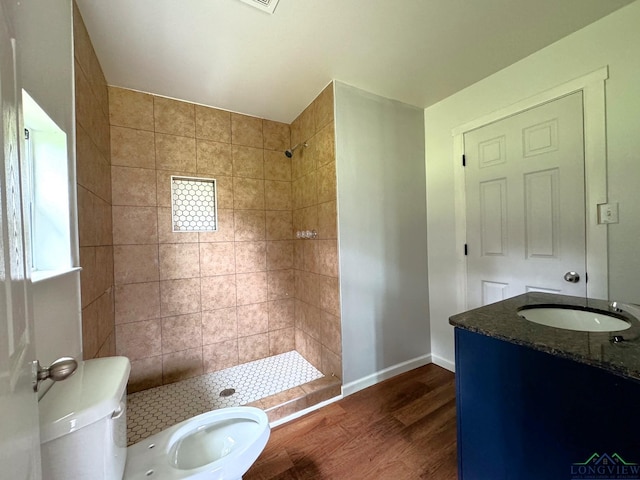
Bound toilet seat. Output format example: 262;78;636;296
123;407;270;480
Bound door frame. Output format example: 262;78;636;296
451;67;609;311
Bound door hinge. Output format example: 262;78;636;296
464;243;468;256
24;128;29;140
462;154;466;167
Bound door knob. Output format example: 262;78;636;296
34;357;78;392
563;271;580;283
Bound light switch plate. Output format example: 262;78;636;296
597;202;619;224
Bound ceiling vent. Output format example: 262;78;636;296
238;0;280;14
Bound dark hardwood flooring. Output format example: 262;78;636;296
245;364;458;480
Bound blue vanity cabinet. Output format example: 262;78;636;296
455;328;640;480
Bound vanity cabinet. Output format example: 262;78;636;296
455;328;640;480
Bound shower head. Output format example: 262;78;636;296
284;142;308;158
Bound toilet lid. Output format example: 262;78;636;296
39;356;131;443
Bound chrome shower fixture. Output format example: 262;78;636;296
285;142;308;158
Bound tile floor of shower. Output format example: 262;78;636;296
126;350;342;445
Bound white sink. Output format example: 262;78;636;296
518;307;631;332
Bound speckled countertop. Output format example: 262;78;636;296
449;292;640;383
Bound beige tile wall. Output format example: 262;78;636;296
75;0;339;396
108;87;301;392
74;2;115;360
291;84;342;379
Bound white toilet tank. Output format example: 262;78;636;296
39;356;131;480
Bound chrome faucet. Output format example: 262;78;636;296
609;301;623;312
607;302;640;345
609;301;640;318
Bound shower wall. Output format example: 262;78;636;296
74;2;115;360
290;85;342;379
73;0;340;392
108;88;298;392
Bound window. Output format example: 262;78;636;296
22;89;71;273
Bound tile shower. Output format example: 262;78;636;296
75;1;116;361
74;2;341;431
127;351;323;444
108;82;340;393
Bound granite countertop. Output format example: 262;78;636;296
449;292;640;383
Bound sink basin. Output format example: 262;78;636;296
518;306;631;332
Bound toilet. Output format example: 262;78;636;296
38;356;270;480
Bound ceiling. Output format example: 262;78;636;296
75;0;635;124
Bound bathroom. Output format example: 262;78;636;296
4;0;430;463
72;1;430;426
2;0;640;477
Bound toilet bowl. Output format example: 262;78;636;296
39;357;270;480
124;407;270;480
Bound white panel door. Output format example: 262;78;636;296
0;4;41;479
465;92;586;308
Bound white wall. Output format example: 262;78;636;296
14;0;75;143
335;82;430;393
425;0;640;368
32;273;82;366
9;0;83;364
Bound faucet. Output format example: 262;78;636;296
609;301;640;318
607;302;640;345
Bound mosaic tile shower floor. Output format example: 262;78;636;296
126;350;323;445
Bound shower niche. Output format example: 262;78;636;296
171;176;218;232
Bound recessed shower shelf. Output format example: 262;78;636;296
170;176;218;233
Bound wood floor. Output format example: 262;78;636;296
245;364;458;480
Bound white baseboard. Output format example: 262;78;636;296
431;354;455;372
269;353;452;428
269;394;343;428
341;353;433;397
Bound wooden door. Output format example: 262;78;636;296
0;4;42;478
465;92;586;307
